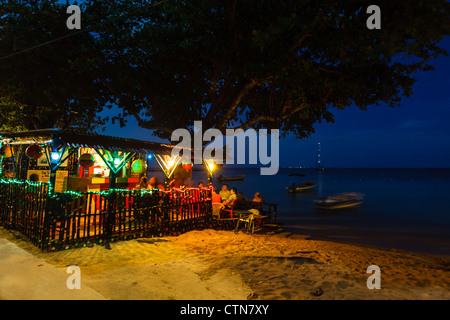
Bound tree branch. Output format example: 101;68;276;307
288;33;313;53
218;77;273;130
234;103;309;131
132;112;173;135
318;67;347;78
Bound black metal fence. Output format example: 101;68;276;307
0;179;48;247
0;179;225;251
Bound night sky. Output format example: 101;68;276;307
99;36;450;169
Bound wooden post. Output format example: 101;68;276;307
0;141;3;177
109;169;117;190
9;145;22;178
105;170;117;241
207;172;212;185
48;135;62;194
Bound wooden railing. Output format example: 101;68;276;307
0;179;224;251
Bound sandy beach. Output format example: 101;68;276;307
0;227;449;300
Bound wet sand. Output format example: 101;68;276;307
1;227;449;300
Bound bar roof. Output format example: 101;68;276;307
0;128;179;155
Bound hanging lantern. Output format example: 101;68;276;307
0;145;13;158
163;155;177;169
182;159;193;171
25;144;43;160
131;159;145;174
79;153;95;167
205;159;215;173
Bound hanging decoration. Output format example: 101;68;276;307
131;159;145;174
79;153;95;167
181;159;193;171
0;145;13;158
154;154;182;179
204;159;215;174
25;144;43;160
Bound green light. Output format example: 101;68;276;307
0;179;160;200
131;159;145;174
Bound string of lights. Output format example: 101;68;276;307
0;177;162;198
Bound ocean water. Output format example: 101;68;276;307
187;167;450;255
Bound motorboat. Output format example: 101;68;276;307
216;175;245;182
314;192;365;209
286;181;317;193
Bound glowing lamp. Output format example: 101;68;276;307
181;159;192;171
51;152;60;162
208;161;215;172
182;163;193;171
147;154;153;160
131;159;145;174
113;158;121;166
25;144;43;160
167;158;175;169
79;153;95;167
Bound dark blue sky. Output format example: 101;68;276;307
100;37;450;169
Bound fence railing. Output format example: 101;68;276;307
0;179;48;247
0;179;223;251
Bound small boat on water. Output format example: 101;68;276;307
286;181;317;193
314;192;365;210
216;175;245;182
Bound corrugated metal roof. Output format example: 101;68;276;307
0;129;178;155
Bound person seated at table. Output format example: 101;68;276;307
198;182;204;188
219;184;231;201
223;187;237;206
252;192;264;211
212;187;222;203
251;192;264;212
148;176;159;189
234;192;250;209
135;176;148;190
156;182;165;191
252;192;263;203
148;176;165;190
235;192;260;215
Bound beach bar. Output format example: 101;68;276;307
0;129;235;251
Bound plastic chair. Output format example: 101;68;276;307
234;213;255;234
221;199;237;218
212;203;224;219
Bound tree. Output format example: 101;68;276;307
1;1;449;139
90;0;450;140
0;0;110;131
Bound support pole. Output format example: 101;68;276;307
94;149;135;243
109;170;117;189
48;135;62;194
0;141;3;177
